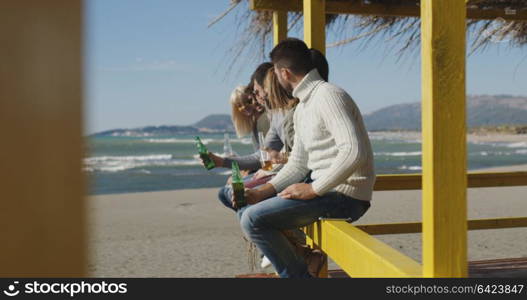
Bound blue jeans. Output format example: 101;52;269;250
236;192;370;278
218;185;236;212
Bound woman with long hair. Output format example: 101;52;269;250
207;63;281;172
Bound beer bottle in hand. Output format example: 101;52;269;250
231;161;246;209
195;136;215;170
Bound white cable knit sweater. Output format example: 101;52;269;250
269;69;376;201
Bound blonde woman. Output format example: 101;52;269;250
208;84;273;171
230;85;269;146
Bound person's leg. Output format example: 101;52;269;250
238;192;370;278
217;186;236;212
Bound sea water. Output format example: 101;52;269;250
84;133;527;195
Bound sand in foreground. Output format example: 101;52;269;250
88;164;527;277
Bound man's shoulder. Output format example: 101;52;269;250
314;82;354;105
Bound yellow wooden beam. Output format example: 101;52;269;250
0;0;85;276
465;171;527;188
273;11;288;46
421;0;467;278
357;217;527;235
305;221;422;277
468;217;527;230
303;0;326;55
357;222;422;235
250;0;527;21
374;173;422;190
374;171;527;191
304;221;328;277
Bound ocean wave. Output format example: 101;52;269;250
144;138;214;144
368;132;422;144
506;142;527;148
238;138;253;145
111;131;152;137
144;137;253;145
516;149;527;155
84;154;200;172
398;165;422;171
374;151;422;157
469;151;515;156
86;154;173;162
472;141;527;148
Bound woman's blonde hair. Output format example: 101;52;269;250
230;85;254;138
264;67;298;111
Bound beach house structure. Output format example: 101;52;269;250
249;0;527;278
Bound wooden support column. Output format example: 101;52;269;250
303;0;326;54
0;1;85;276
304;222;328;278
273;11;288;46
421;0;467;277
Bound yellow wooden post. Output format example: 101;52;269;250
303;0;326;54
304;222;328;278
0;0;85;276
421;0;467;277
303;0;327;277
273;11;287;46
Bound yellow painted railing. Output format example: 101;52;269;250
305;171;527;277
306;220;422;277
374;171;527;190
357;217;527;235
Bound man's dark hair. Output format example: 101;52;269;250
310;48;329;82
269;38;313;76
251;62;273;86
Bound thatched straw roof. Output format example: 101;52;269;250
211;0;526;68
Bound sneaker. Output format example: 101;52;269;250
261;255;272;269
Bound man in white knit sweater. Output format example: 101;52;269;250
233;38;376;278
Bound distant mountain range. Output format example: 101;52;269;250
91;95;527;136
364;94;527;131
91;114;235;137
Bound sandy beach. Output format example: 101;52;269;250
87;163;527;277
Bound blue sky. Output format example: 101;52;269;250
85;0;527;134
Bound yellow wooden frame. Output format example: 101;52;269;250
306;220;422;277
421;0;467;277
303;0;326;54
253;0;527;278
374;171;527;190
357;217;527;235
273;11;287;46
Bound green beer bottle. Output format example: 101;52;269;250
195;136;215;170
231;161;246;209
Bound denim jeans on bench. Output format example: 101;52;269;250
236;192;370;278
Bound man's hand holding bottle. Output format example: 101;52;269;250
230;183;277;209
